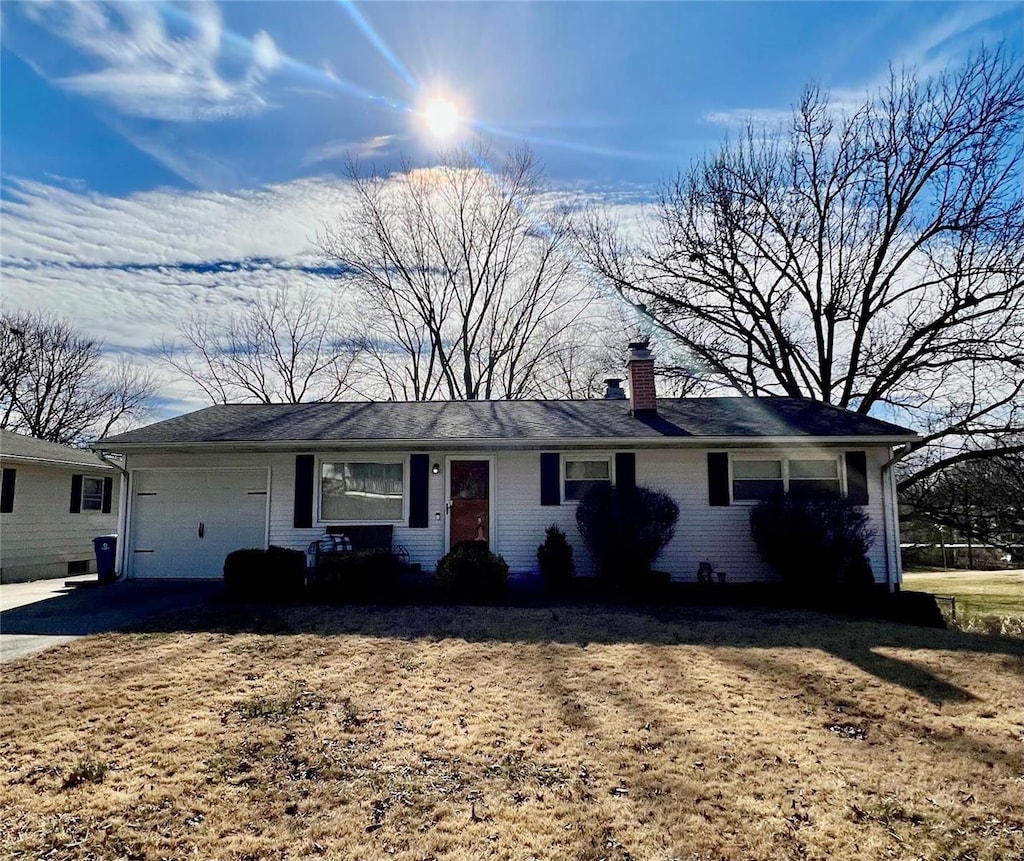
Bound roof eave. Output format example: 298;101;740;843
1;453;115;470
93;433;921;454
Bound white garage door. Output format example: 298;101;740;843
130;469;269;579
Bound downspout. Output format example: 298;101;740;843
880;443;915;593
95;450;129;579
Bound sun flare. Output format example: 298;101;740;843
420;96;462;141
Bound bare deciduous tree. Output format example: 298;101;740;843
574;46;1024;490
320;144;600;401
1;309;156;445
161;285;358;404
902;447;1024;559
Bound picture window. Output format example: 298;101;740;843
320;460;404;521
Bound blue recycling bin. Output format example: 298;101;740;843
93;534;118;583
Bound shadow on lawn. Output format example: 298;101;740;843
3;580;1020;705
123;594;1024;706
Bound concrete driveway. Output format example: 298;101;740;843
0;577;222;662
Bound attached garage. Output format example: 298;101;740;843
128;469;269;579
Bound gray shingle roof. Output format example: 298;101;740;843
97;398;916;448
1;429;116;468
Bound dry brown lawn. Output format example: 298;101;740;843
2;602;1022;861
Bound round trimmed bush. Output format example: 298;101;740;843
223;545;305;600
749;492;874;592
436;541;509;602
575;484;679;588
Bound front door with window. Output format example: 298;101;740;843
448;459;490;548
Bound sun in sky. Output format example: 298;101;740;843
419;94;464;141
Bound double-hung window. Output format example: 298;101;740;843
731;459;783;501
787;458;842;497
731;456;842;501
81;477;105;511
320;460;404;522
563;456;612;502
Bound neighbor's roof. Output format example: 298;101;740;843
96;398;917;449
1;429;116;469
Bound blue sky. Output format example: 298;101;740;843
1;1;1021;412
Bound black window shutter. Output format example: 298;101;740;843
540;453;561;505
846;451;869;505
615;452;636;491
0;468;15;514
409;454;429;528
293;455;315;528
69;474;83;513
707;453;730;506
101;476;114;513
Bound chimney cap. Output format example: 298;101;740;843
628;341;652;362
603;378;627;400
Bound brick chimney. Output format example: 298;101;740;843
627;342;656;415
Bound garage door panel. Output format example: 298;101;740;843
130;469;268;579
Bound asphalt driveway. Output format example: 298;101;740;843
0;577;222;662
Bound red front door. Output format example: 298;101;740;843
449;460;490;547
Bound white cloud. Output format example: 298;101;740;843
0;176;648;416
251;30;282;74
4;178;432;411
22;1;282;122
701;107;793;131
301;134;398;168
1;177;361;416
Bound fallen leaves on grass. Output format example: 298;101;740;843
2;603;1022;861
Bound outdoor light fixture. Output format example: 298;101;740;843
431;462;440;474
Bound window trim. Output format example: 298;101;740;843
729;453;845;504
316;455;409;525
561;453;615;504
79;475;106;513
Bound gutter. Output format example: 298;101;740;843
880;443;918;592
0;453;118;470
93;433;921;455
93;450;128;477
92;450;130;581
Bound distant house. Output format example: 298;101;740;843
1;429;120;582
96;346;918;589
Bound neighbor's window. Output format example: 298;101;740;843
731;456;842;502
563;457;611;501
81;477;105;511
320;461;404;521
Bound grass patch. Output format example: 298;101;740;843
2;603;1022;860
61;755;109;790
903;569;1024;636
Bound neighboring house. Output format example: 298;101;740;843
95;346;918;589
0;429;120;583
